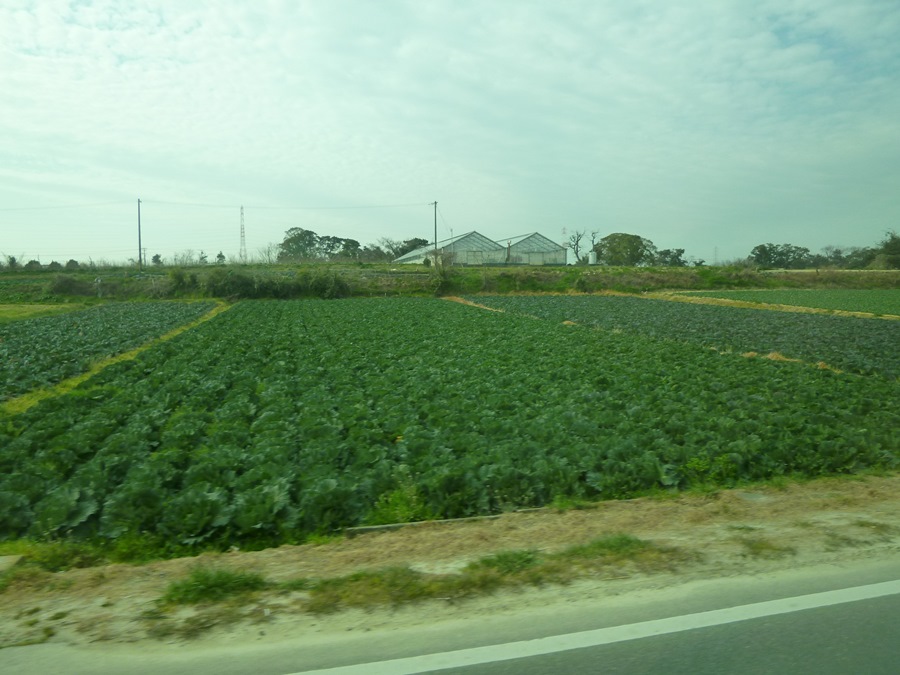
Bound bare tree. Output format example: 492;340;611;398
256;243;279;265
172;249;195;266
567;230;586;263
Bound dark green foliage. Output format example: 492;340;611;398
0;298;896;555
681;289;900;315
168;269;199;294
161;567;270;605
749;243;813;269
201;268;351;299
47;274;93;296
593;233;657;266
0;301;215;401
469;295;900;378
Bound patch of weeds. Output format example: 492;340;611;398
15;607;42;618
465;550;539;576
300;534;693;616
762;476;791;491
824;532;864;551
174;606;245;640
304;533;344;546
141;611;178;640
0;540;105;572
727;524;759;532
684;483;721;499
738;537;796;559
365;481;435;526
87;570;108;587
853;520;897;537
107;533;172;564
160;567;271;606
279;578;314;592
0;566;52;593
138;607;168;621
49;611;69;621
550;495;600;512
24;619;40;627
558;534;650;561
48;578;73;592
306;567;433;614
793;521;816;529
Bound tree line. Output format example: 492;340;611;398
3;227;897;271
566;230;900;269
273;228;428;263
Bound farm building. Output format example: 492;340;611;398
393;231;506;266
499;232;567;266
393;231;566;266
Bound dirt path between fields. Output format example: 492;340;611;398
2;475;898;649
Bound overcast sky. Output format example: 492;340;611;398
1;0;899;265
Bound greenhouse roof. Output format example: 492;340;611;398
394;231;503;262
499;232;566;252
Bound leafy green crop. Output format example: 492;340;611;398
468;295;900;379
0;301;215;401
0;298;896;553
677;289;900;315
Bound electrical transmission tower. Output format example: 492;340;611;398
239;205;247;262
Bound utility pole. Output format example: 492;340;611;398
137;198;143;271
433;201;438;260
240;205;247;263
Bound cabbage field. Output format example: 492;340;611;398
0;297;897;554
467;295;900;379
0;301;216;401
674;289;900;315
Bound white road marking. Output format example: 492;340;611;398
293;579;900;674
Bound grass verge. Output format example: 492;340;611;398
160;567;271;605
302;533;694;615
155;534;691;622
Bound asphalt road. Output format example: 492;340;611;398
2;555;898;675
430;592;900;675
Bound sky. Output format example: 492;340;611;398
1;0;899;265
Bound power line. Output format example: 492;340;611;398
437;205;455;240
140;200;431;210
244;201;431;211
0;201;126;212
142;200;238;209
2;199;432;212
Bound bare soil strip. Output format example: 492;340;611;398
442;296;506;312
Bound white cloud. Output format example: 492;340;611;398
1;0;898;262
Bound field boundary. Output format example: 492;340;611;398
0;301;232;416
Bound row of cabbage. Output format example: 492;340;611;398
1;298;896;551
676;289;900;315
466;295;900;379
0;301;216;401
